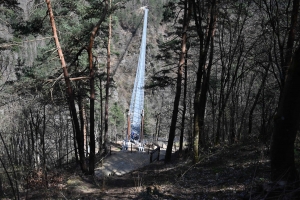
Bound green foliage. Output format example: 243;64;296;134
8;0;116;101
0;0;20;23
146;75;175;89
162;2;176;22
9;37;22;52
12;4;48;36
128;13;142;30
0;0;19;8
78;53;89;68
109;102;125;132
0;7;16;18
112;15;119;26
111;48;120;57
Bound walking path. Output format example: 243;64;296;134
95;141;166;177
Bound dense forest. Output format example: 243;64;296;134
1;0;300;199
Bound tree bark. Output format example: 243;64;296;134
165;0;192;162
271;46;300;182
282;0;299;84
85;0;108;174
42;104;48;187
193;0;216;162
197;34;215;148
68;104;79;163
45;0;87;173
248;64;269;136
104;0;111;154
99;77;103;153
78;96;87;157
179;52;188;153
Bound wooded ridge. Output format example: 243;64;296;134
0;0;300;199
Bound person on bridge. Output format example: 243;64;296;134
131;132;134;141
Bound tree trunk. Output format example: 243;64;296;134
179;53;188;153
165;0;191;162
78;96;86;156
0;132;19;199
155;113;160;141
99;77;103;153
104;0;110;154
193;0;216;162
157;94;164;140
197;35;215;148
271;46;300;182
80;0;108;175
69;104;79;163
29;120;34;167
281;0;299;85
42;104;48;187
248;63;269;140
45;0;87;173
229;97;236;144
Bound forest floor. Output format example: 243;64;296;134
18;139;300;199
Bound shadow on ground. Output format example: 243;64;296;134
22;140;291;199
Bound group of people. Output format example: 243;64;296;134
123;132;144;151
130;132;139;141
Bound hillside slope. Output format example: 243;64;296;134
22;140;277;199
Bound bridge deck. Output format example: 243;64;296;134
95;142;166;177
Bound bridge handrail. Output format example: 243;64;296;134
150;146;160;163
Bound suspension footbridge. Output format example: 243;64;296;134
127;8;148;144
94;9;169;176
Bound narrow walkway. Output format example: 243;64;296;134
95;142;166;177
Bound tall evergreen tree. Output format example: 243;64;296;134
165;0;192;162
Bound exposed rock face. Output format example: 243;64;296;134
0;0;42;126
0;0;173;138
0;0;46;82
0;23;12;40
18;0;34;20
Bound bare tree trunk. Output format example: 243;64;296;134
88;31;95;175
281;0;299;85
104;0;110;154
79;98;88;157
0;153;17;199
87;0;108;174
29;120;34;167
66;119;69;165
45;0;87;173
271;46;300;182
165;0;192;162
42;104;48;187
0;132;19;199
99;77;103;153
157;94;164;140
237;74;255;140
68;105;79;163
229;96;236;144
193;0;216;162
248;64;269;136
179;52;188;153
155;113;160;141
197;34;215;148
